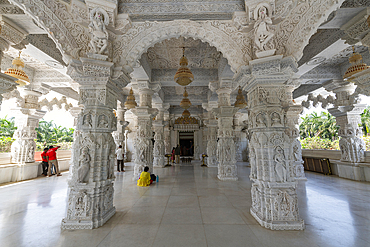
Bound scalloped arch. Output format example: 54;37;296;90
117;20;250;73
8;0;89;59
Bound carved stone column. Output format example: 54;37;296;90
201;126;208;155
285;105;306;180
206;119;218;167
11;88;46;164
164;126;171;154
234;125;243;162
325;81;366;163
153;120;165;168
213;87;239;181
61;55;128;229
0;73;17;107
112;102;129;149
245;55;304;230
131;82;158;178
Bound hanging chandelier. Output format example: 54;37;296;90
174;47;194;87
4;51;30;87
343;46;369;80
234;86;247;108
124;88;137;110
179;87;192;110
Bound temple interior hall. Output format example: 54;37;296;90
1;0;370;246
1;163;370;247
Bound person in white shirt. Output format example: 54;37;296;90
115;145;124;172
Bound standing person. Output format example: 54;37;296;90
171;147;175;163
116;145;124;172
175;144;181;164
47;145;61;177
41;147;49;176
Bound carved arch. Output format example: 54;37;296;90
276;0;346;61
9;0;89;59
114;20;251;73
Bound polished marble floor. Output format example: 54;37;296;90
0;161;370;247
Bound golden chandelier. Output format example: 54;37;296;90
4;51;30;87
174;47;194;87
343;47;369;80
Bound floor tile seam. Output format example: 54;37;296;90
94;227;115;247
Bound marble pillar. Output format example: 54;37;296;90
61;55;128;229
206;120;218;167
213;87;238;181
325;81;366;163
285;105;306;180
11;88;46;164
153;120;166;168
164;126;171;154
131;84;158;178
234;126;243;162
246;56;304;230
112;103;129;149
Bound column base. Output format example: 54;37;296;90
61;206;116;230
295;177;307;181
217;174;238;181
250;208;304;230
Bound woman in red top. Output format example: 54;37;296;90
41;147;49;176
171;147;175;163
47;145;61;177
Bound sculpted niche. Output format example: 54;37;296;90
89;7;109;55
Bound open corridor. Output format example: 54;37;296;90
1;162;370;247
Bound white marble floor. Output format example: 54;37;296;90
0;162;370;247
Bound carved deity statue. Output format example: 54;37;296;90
98;115;108;128
77;147;91;183
83;114;92;128
89;8;109;54
274;146;287;182
254;4;274;52
271;112;281;126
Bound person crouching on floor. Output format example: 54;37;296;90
137;166;152;187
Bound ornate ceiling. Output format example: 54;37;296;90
145;37;222;70
118;0;244;21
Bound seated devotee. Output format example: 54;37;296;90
137;166;152;187
41;147;49;176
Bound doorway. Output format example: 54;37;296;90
179;132;194;156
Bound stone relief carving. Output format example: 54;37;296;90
98;115;109;128
9;0;90;59
77;147;91;183
253;3;275;58
274;146;287;182
83;114;93;128
89;7;109;55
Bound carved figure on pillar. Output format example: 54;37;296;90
153;122;166;168
77;147;91;183
89;8;109;55
253;3;275;58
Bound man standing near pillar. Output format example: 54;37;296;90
47;145;61;177
116;145;124;172
175;144;181;164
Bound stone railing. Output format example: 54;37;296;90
0;150;72;184
302;149;370;182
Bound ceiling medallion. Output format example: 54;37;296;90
306;56;326;65
124;88;137;110
4;51;30;87
174;47;194;86
234;86;247;108
343;47;369;80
